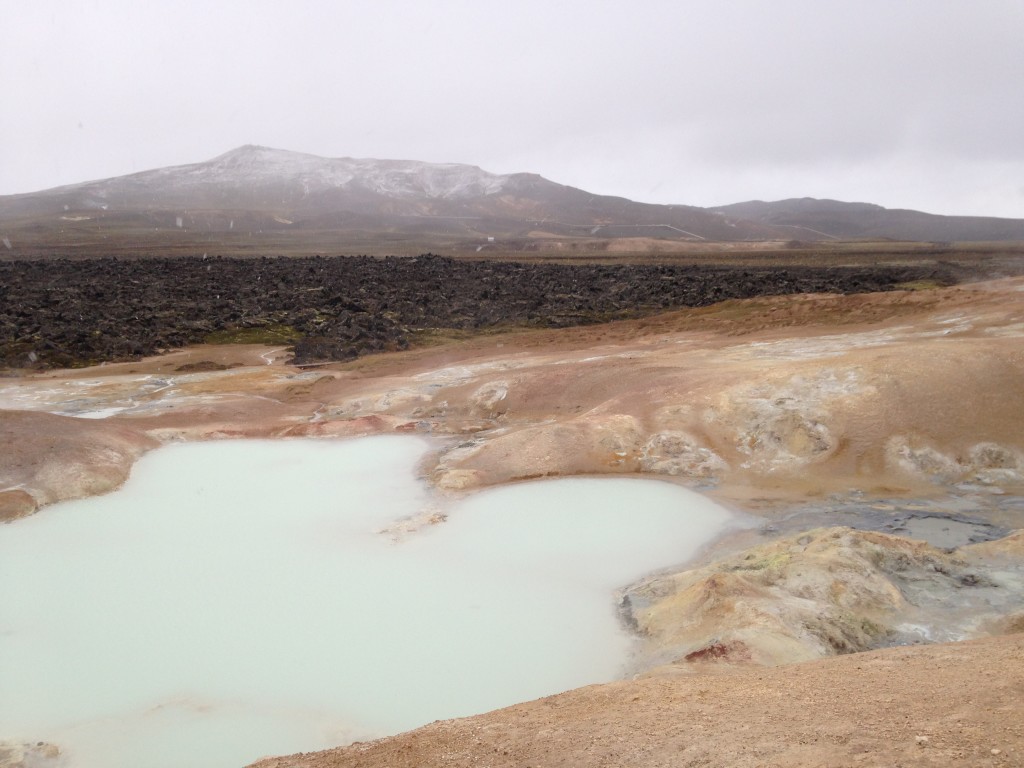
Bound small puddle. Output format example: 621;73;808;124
0;435;734;768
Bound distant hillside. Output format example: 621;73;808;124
0;146;784;244
2;148;1023;255
711;198;1024;242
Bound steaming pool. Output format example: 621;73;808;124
0;435;734;768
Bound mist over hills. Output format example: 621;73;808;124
1;145;1022;251
712;198;1024;243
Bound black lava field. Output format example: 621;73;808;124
0;254;952;369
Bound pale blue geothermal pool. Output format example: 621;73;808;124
0;435;733;768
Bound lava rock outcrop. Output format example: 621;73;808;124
0;254;951;369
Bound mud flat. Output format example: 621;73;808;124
1;273;1023;767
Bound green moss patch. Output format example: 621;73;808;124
204;324;302;345
894;279;946;291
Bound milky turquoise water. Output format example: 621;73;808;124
0;435;732;768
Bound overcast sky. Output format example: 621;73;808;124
2;0;1023;217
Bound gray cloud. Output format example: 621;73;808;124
2;0;1022;217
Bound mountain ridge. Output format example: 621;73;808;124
2;146;1023;245
712;197;1024;242
0;145;779;243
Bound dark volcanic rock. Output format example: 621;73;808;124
0;254;953;369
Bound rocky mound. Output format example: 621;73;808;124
625;527;1024;669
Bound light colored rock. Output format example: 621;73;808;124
0;741;61;768
887;435;964;482
625;527;1024;669
710;368;869;473
639;431;727;477
469;380;509;418
433;468;481;491
886;437;1024;488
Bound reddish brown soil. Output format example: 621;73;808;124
251;633;1024;768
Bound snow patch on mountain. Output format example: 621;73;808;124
138;145;511;200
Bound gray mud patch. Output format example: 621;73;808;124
890;516;996;549
754;495;1019;549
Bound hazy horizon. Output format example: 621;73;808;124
3;1;1022;218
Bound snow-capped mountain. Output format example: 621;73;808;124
11;145;520;213
2;146;1022;248
0;145;782;241
137;145;513;201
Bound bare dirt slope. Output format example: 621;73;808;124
251;633;1024;768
